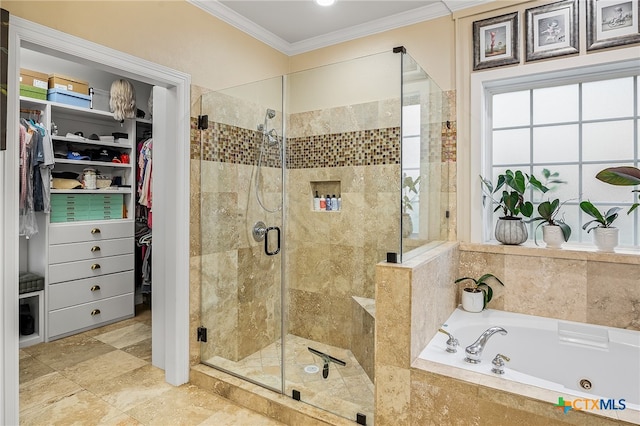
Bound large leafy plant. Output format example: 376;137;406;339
481;170;549;218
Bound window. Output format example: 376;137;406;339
402;103;421;235
487;72;639;247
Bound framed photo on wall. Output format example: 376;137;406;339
473;12;519;71
525;0;579;61
587;0;640;51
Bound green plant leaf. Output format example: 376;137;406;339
558;222;571;242
511;170;526;194
520;201;534;218
528;175;549;193
579;201;605;223
454;277;478;288
596;166;640;186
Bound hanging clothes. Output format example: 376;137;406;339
19;116;54;238
137;137;153;227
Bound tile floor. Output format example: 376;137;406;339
19;305;284;426
204;334;375;423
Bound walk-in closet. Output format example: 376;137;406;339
17;46;154;347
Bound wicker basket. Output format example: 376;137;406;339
19;272;44;294
96;176;112;189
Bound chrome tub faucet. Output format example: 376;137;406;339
464;326;508;364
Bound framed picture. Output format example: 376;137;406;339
587;0;640;51
525;0;579;62
473;12;519;71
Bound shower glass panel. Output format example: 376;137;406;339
199;49;444;422
284;50;400;422
198;75;284;392
401;53;447;256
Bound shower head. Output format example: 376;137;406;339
267;128;278;145
266;109;276;120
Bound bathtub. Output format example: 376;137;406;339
418;307;640;416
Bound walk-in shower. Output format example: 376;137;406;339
197;49;446;423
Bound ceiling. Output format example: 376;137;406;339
188;0;492;55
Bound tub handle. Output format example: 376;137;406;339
491;353;510;375
438;328;459;353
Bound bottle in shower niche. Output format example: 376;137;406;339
337;194;342;211
325;194;332;211
313;191;321;211
331;194;338;211
320;194;326;211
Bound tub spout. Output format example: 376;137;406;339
464;326;507;364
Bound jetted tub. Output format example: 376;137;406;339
419;307;640;412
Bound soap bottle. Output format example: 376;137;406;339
325;194;332;211
313;191;320;211
337;194;341;211
331;194;337;211
320;194;326;211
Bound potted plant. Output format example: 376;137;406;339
480;170;549;245
580;200;621;252
454;273;505;312
527;199;572;248
402;173;420;237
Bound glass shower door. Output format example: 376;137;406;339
198;76;284;391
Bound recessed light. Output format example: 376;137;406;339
315;0;336;6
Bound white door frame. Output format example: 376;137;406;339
1;16;191;424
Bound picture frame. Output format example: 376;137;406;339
587;0;640;51
525;0;579;62
473;12;519;71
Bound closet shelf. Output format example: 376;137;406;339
55;159;132;168
52;136;133;149
20;96;117;120
50;188;133;194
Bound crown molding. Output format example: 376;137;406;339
188;0;292;54
287;2;451;55
188;0;459;56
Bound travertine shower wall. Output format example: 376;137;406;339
286;99;401;350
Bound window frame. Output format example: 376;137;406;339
468;51;640;245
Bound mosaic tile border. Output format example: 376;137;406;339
192;119;401;169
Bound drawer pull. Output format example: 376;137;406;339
90;309;101;316
91;228;101;234
91;263;101;270
90;285;101;292
91;245;101;252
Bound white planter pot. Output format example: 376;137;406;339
495;217;528;245
461;288;485;313
542;225;565;249
593;227;619;252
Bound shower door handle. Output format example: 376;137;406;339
264;226;280;256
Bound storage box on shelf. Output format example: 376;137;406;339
20;68;48;89
47;88;91;108
48;73;89;95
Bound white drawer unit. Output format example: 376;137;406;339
49;221;133;245
48;293;134;339
46;220;135;340
48;271;134;310
48;237;134;264
48;254;134;284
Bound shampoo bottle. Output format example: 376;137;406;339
320;195;326;211
313;191;320;211
325;194;332;211
331;194;337;211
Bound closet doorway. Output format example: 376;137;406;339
2;16;191;423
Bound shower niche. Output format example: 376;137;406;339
310;180;341;211
197;48;446;423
